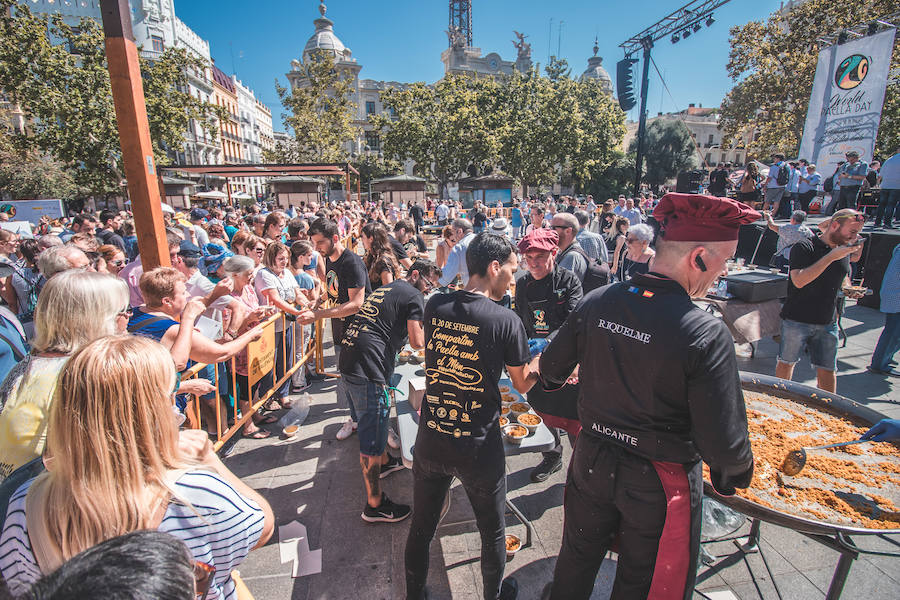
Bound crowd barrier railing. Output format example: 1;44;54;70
180;230;359;452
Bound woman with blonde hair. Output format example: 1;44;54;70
0;335;274;599
0;271;130;483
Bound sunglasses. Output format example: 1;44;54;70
832;213;865;223
117;307;133;318
193;560;216;600
551;225;571;231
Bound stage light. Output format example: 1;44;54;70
671;33;680;43
837;30;849;44
693;22;702;33
706;15;715;27
683;29;691;39
867;22;879;36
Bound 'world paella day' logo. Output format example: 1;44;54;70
834;54;869;90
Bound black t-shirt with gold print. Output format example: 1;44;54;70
415;290;531;468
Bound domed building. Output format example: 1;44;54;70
286;1;409;160
580;38;614;96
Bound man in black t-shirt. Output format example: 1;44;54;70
471;202;488;233
391;219;419;268
338;260;442;524
96;209;126;252
303;218;372;439
776;209;865;392
405;234;540;600
708;163;730;197
513;228;583;483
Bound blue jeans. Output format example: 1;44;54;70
778;318;839;371
871;312;900;372
874;188;899;227
337;373;389;456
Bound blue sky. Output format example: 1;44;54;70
175;0;787;131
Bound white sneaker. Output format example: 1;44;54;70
336;420;357;440
387;427;401;450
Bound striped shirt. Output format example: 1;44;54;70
0;471;264;600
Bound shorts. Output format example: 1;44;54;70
765;187;785;206
338;373;389;456
777;318;839;372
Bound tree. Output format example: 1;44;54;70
720;0;898;159
373;74;499;198
275;53;356;162
570;77;627;192
629;120;697;189
0;1;223;197
350;152;404;194
0;114;80;200
582;150;635;200
492;64;580;195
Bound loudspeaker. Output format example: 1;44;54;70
859;230;900;308
676;170;704;194
735;224;778;265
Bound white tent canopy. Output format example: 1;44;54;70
195;190;228;200
230;191;253;200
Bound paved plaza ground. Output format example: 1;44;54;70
226;298;898;600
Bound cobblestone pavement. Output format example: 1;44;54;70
226;300;898;600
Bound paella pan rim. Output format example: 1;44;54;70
704;371;899;537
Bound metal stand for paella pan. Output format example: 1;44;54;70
699;373;900;600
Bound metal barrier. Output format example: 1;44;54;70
179;229;360;451
181;311;316;451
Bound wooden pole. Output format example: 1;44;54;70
100;0;169;269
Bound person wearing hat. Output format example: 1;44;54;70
539;193;757;600
190;208;211;247
172;240;244;329
490;216;510;237
834;151;868;212
514;228;583;482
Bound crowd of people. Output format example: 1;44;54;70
0;182;896;600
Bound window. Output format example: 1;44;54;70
151;36;164;53
708;134;714;144
364;131;380;151
389;106;397;120
365;101;376;116
735;154;743;164
705;153;712;164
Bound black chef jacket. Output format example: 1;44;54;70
540;272;753;493
514;266;583;420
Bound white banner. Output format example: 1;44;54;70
2;199;65;225
798;28;896;178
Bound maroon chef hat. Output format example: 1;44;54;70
653;193;760;242
517;227;559;253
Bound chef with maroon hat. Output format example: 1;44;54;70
513;228;584;483
539;193;758;600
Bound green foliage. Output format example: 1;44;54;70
374;65;625;197
0;0;222;198
275;53;356;162
628;120;697;189
372;74;500;198
720;0;898;159
582;150;635;199
350;153;404;189
0;113;79;200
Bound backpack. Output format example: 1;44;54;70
559;245;610;294
823;175;834;193
776;163;790;186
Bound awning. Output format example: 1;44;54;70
230;191;253;200
195;190;228;199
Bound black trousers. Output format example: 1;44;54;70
550;435;669;600
405;454;507;600
798;190;817;213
